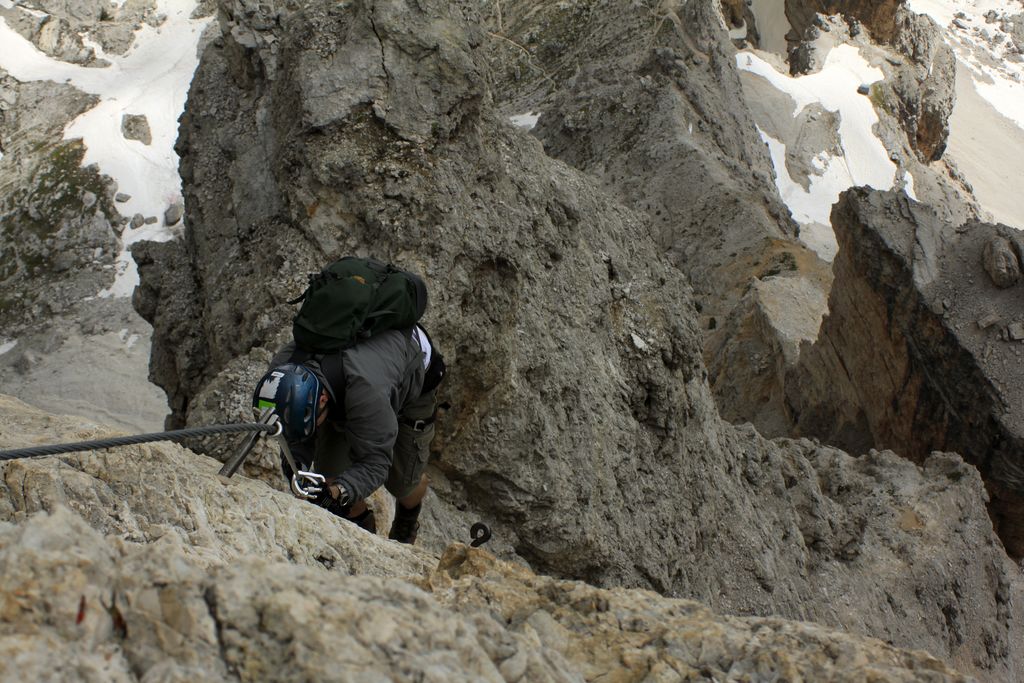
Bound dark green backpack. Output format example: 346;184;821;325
290;257;427;353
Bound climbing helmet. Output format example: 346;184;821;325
252;363;322;441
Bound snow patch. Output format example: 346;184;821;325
756;127;840;260
739;46;901;260
0;0;14;9
973;72;1024;130
0;339;17;356
79;31;109;61
510;112;540;129
738;46;896;191
810;152;829;172
116;328;140;349
0;0;211;298
906;0;1012;29
903;170;918;200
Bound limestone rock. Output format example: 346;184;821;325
132;3;1024;678
482;0;829;436
787;188;1024;560
785;0;902;45
0;477;971;683
121;113;152;145
0;396;993;682
0;395;434;578
710;271;830;436
1003;14;1024;52
0;132;119;336
428;546;974;683
0;5;101;65
983;235;1022;288
0;0;172;61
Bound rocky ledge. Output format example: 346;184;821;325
0;395;982;682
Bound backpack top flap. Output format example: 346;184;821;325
292;257;427;353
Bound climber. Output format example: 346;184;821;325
252;259;445;544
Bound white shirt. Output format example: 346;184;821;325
412;325;432;369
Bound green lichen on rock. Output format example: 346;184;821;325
0;139;119;327
27;140;115;229
1;140;114;275
869;82;894;117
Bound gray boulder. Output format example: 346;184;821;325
164;201;184;226
983;235;1022;288
121;113;152;145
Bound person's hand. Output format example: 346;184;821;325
327;480;350;506
313;483;351;517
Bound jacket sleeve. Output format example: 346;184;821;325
334;376;398;502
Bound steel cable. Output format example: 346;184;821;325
0;422;276;462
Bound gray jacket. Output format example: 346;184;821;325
272;328;426;501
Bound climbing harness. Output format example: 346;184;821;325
219;408;324;499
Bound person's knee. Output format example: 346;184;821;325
398;473;430;508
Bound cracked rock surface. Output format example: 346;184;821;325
0;395;987;682
787;188;1024;561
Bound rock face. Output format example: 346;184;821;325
784;0;903;46
134;1;1024;678
787;188;1024;559
0;395;988;681
478;0;832;439
0;74;118;334
0;5;171;433
886;9;957;163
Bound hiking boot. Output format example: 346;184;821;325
389;503;421;544
349;507;377;534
